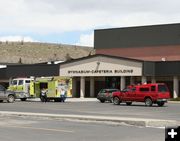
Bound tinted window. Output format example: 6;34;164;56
139;87;149;92
122;88;135;92
151;86;156;92
25;80;31;83
122;88;128;92
12;80;17;85
131;87;136;91
18;80;24;85
158;85;168;92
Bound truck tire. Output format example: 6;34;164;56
157;102;165;107
126;102;132;106
54;99;62;102
20;98;27;101
7;95;15;103
0;100;3;102
113;97;120;105
145;98;153;106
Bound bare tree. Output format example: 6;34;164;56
18;57;22;64
65;53;72;61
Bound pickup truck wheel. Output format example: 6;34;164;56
7;95;15;103
113;97;120;105
157;102;165;107
126;102;132;106
145;98;153;106
0;100;3;102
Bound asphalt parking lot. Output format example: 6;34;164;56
0;99;180;122
0;99;179;141
0;116;164;141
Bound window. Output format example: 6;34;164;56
12;80;17;85
158;85;168;92
139;87;149;92
0;85;5;91
122;88;128;92
151;86;156;92
108;89;119;93
25;80;31;83
18;80;24;85
131;87;136;91
100;89;106;93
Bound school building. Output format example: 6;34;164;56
59;23;180;98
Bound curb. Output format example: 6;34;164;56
168;101;180;104
0;111;179;128
24;98;98;102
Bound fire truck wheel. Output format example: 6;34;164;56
7;95;15;103
126;102;132;106
20;98;27;101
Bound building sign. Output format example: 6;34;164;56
60;56;142;77
68;69;133;74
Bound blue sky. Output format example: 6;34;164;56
0;0;180;47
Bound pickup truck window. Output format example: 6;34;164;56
151;86;156;91
139;87;149;92
122;88;135;92
122;88;128;92
131;88;136;91
158;85;168;92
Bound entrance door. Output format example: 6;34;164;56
105;77;120;89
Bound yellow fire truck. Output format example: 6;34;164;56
8;76;72;102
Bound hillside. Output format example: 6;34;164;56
0;42;95;64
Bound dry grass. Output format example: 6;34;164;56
0;42;95;64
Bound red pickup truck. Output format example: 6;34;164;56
112;83;170;106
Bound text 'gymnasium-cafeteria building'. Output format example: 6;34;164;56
60;23;180;98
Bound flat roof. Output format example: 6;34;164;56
94;23;180;49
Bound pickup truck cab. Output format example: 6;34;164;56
0;84;16;103
112;83;170;106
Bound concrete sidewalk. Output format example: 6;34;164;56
0;111;179;128
26;98;98;102
66;98;98;102
28;98;180;103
